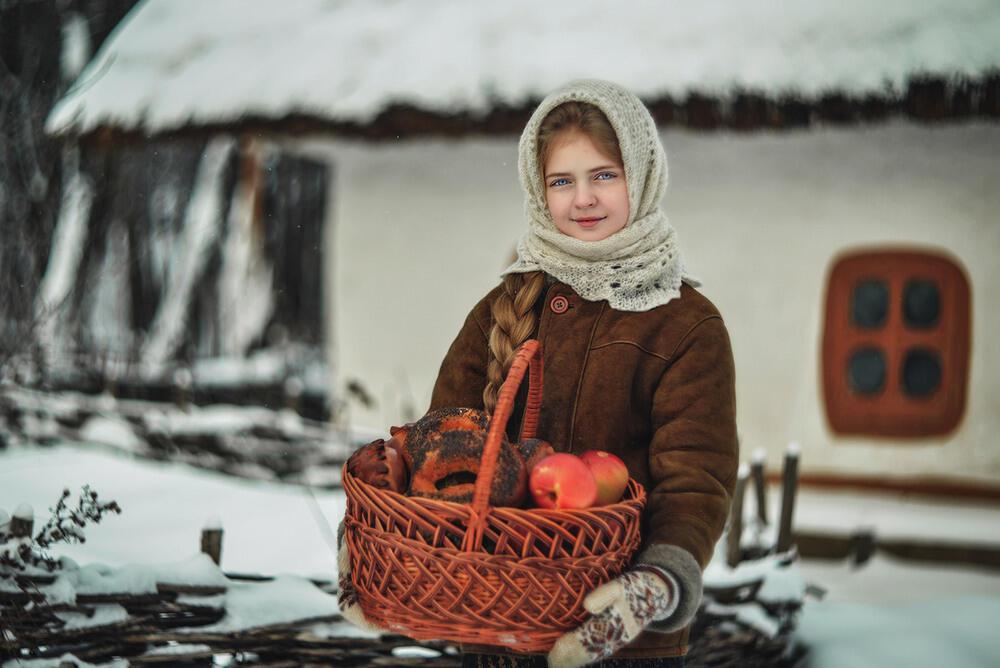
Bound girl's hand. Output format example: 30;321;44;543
547;567;677;668
336;520;384;633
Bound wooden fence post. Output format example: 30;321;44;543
776;442;800;553
173;368;192;411
727;463;749;568
284;376;304;415
10;504;34;539
851;528;877;566
201;518;223;566
751;448;768;525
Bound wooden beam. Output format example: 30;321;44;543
766;471;1000;504
795;529;1000;571
65;73;1000;145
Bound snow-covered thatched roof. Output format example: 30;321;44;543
47;0;1000;137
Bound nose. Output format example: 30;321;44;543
573;182;597;209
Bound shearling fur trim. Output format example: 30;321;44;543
635;543;702;634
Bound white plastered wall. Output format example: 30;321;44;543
296;120;1000;485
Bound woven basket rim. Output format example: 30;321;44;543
343;465;646;517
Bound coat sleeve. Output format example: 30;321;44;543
635;314;739;633
428;301;492;411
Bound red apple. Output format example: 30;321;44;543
528;453;597;509
579;450;629;506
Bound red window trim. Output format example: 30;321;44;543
821;248;971;438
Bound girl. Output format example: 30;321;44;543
430;80;739;667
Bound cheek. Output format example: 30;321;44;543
545;190;567;217
616;187;630;221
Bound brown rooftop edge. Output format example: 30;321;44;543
77;72;1000;146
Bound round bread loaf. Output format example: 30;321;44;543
408;429;527;506
408;407;489;447
346;438;409;492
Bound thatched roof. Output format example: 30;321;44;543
47;0;1000;140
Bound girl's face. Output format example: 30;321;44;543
543;130;629;242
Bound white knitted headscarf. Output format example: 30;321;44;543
502;79;698;312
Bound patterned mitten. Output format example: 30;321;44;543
336;520;383;633
547;567;677;668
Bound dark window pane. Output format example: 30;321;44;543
904;279;940;329
851;279;888;329
902;348;942;397
848;347;886;395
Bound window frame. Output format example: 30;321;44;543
821;248;971;438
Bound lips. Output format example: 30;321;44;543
572;216;605;228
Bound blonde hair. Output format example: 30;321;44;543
536;101;623;177
483;271;546;413
482;102;621;413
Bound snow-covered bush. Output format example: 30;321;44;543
0;486;120;576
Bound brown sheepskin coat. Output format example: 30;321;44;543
430;276;739;659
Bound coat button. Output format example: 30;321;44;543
549;295;569;314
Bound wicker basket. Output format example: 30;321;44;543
342;339;645;652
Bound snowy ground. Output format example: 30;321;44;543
2;442;999;667
0;443;344;579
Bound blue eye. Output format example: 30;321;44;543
595;171;617;181
549;177;570;187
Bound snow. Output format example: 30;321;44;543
79;416;143;453
217;143;274;357
780;486;1000;547
192;575;337;633
46;0;1000;136
142;404;278;437
704;550;807;603
141;137;234;365
13;504;32;521
35;157;93;369
86;220;133;357
393;646;442;658
143;643;212;656
37;576;76;605
0;444;344;578
4;443;1000;664
60;13;91;81
54;603;128;630
707;599;781;637
796;596;1000;668
190;349;289;386
138;553;229;588
36;159;92;313
2;655;128;668
797;552;1000;604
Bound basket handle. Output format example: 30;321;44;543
461;339;543;552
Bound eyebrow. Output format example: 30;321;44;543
544;165;621;179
